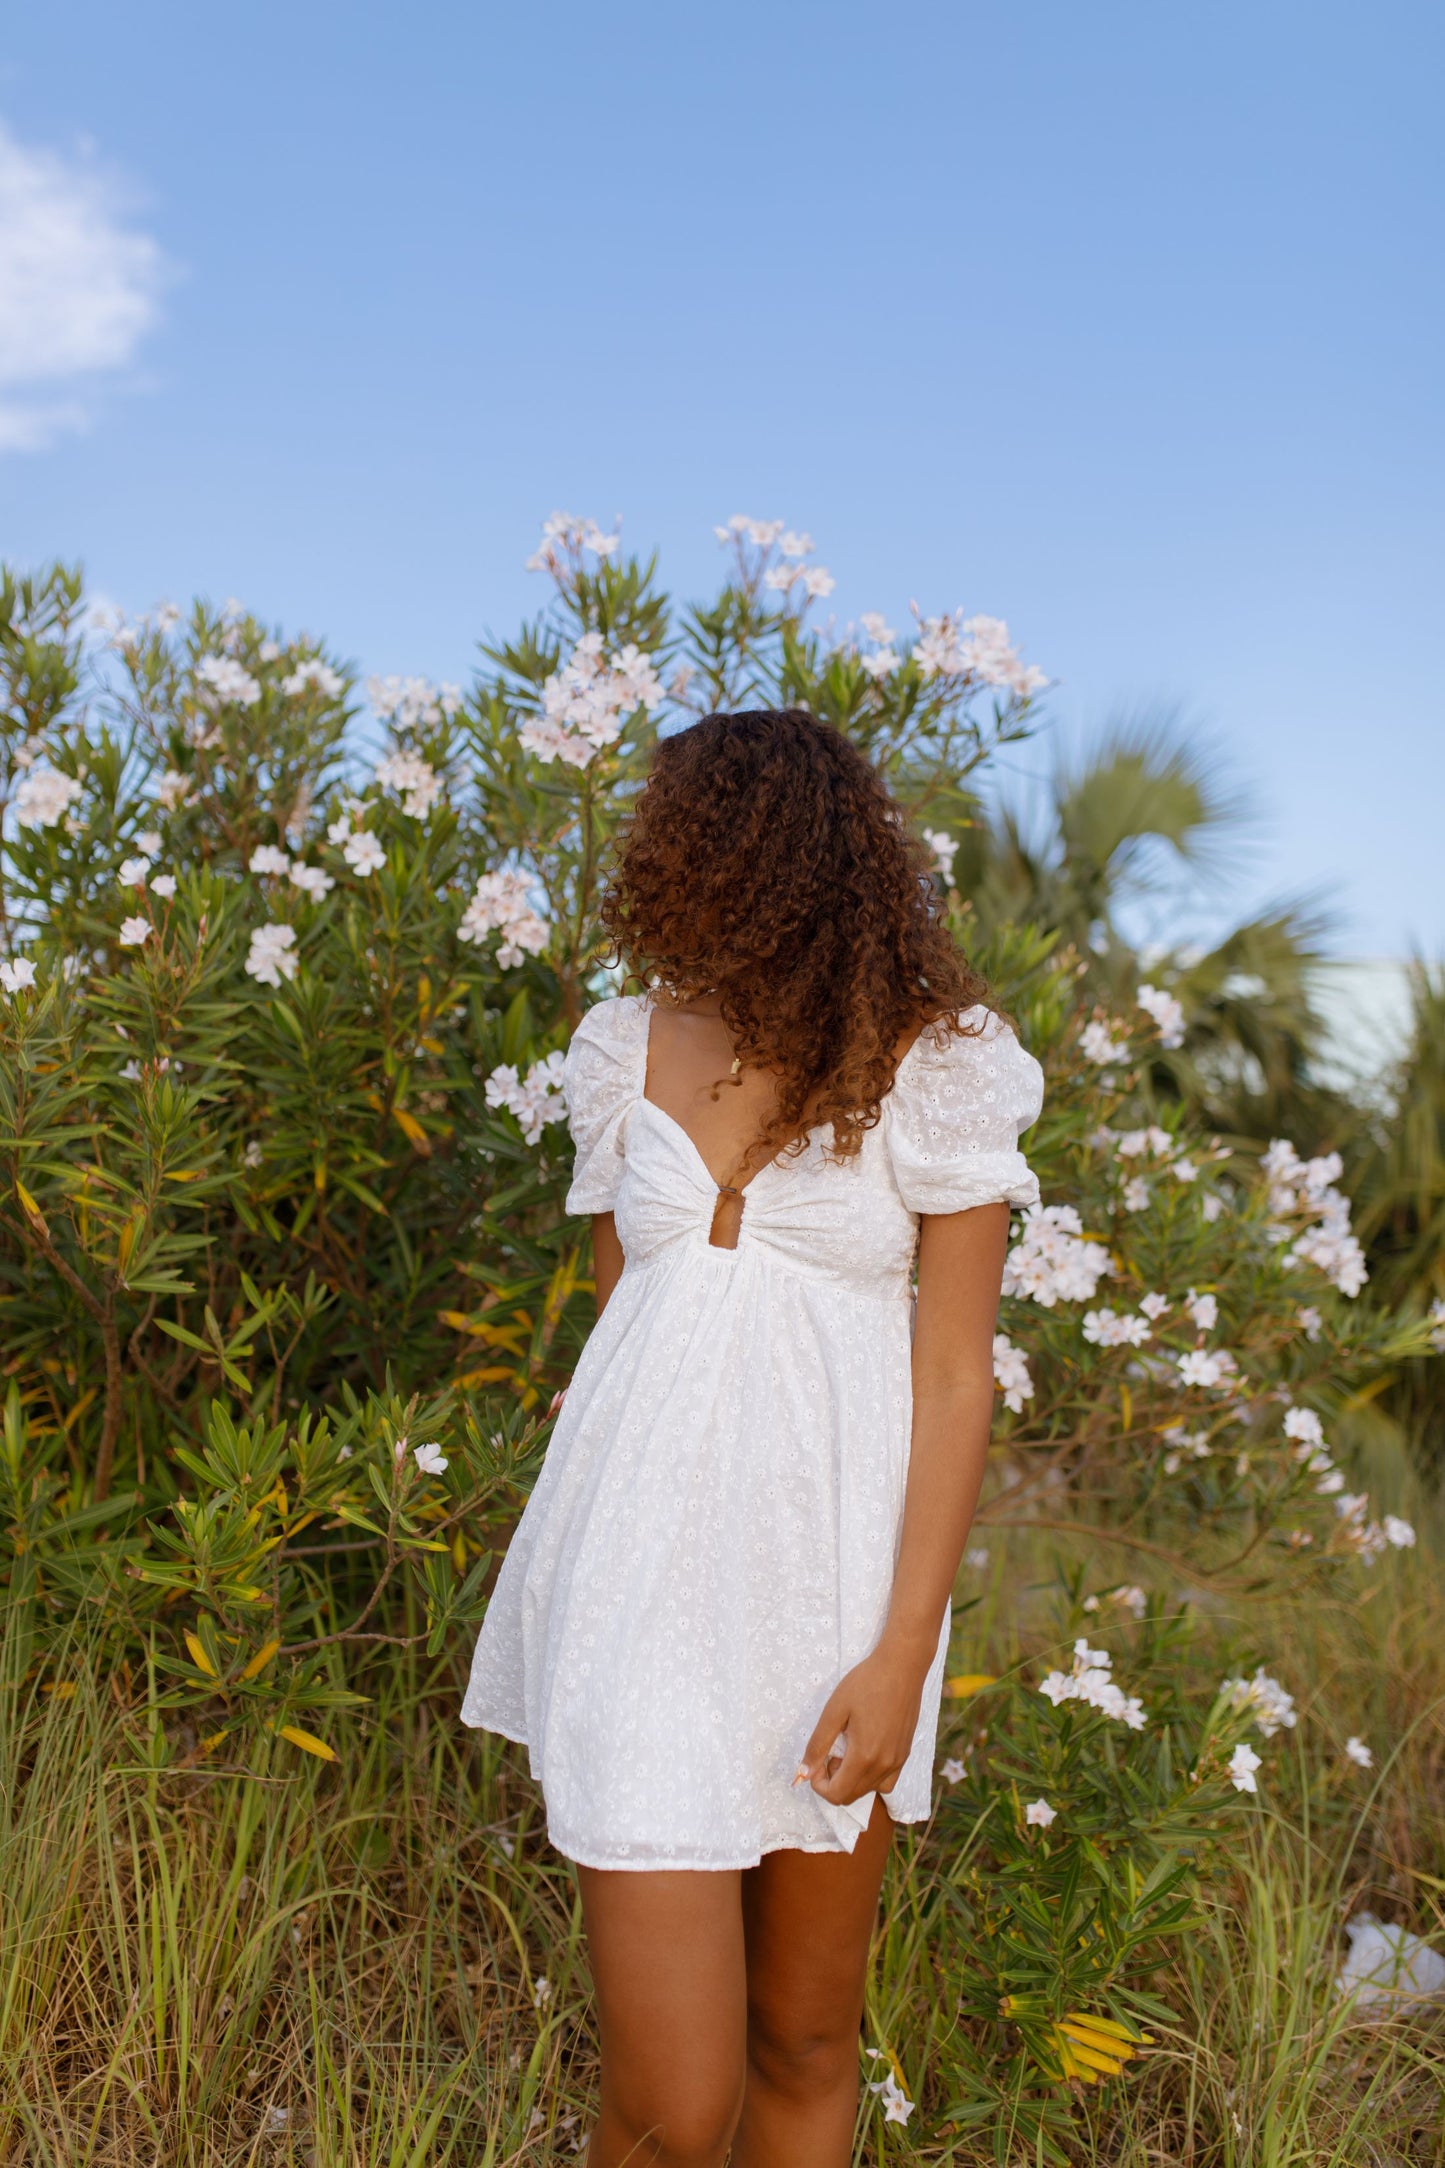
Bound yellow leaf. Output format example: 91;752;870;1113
1061;2012;1152;2047
199;1731;228;1755
276;1723;337;1763
240;1637;281;1680
945;1672;997;1699
15;1180;48;1236
1052;2032;1127;2079
41;1680;78;1699
184;1630;218;1677
419;1036;444;1055
392;1106;431;1153
451;1530;466;1572
162;1169;204;1182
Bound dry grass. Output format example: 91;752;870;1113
4;1523;1445;2166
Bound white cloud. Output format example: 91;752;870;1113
0;120;168;452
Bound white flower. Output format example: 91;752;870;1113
922;828;958;886
859;646;899;681
1161;1423;1211;1473
801;565;835;599
243;1139;264;1168
195;654;261;706
289;863;335;902
1262;1139;1368;1298
1080;1018;1128;1064
1002;1204;1110;1308
1183;1288;1218;1333
250;845;291;876
941;1755;967;1784
342;830;386;876
1201;1192;1226;1222
1228;1742;1262;1793
1176;1348;1238;1390
485;1051;567;1144
1298;1305;1323;1341
459;870;549;967
859;611;896;645
118;916;151;948
374;751;443;819
413;1440;448;1475
15;768;83;829
1140;1291;1170;1320
991;1332;1033;1412
155;769;192;811
1170;1156;1198;1182
1137;983;1185;1049
1083;1307;1151;1348
1220;1669;1297;1738
912;609;1046;696
1115;1585;1147;1619
524;633;664;765
1038;1639;1147;1729
117;857;150;889
778;529;814;559
964;1545;989;1570
1116;1125;1173;1159
1344;1736;1374;1769
869;2071;914;2125
532;1974;553;2009
1383;1514;1416;1549
1024;1797;1058;1827
281;658;344;699
366;674;458;729
136;831;162;858
0;958;37;994
1122;1176;1151;1213
245;923;299;988
150;874;177;900
526;512;619;570
1283;1406;1324;1447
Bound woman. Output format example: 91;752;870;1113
463;707;1043;2165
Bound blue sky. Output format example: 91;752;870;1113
3;0;1441;957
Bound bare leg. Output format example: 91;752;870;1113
578;1866;748;2167
732;1797;894;2167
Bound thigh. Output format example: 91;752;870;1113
741;1797;894;2044
578;1866;749;2120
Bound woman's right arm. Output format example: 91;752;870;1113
591;1214;625;1318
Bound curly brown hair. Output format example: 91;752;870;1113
599;707;991;1163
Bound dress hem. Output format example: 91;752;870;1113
461;1708;930;1870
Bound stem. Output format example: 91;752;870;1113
12;1204;123;1500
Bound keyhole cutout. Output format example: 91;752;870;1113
708;1185;745;1251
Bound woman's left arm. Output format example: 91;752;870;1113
800;1202;1010;1806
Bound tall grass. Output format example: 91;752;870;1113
4;1526;1443;2166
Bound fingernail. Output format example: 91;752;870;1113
793;1763;811;1785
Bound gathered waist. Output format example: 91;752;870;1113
616;1236;915;1307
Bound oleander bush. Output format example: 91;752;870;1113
1;519;1441;2160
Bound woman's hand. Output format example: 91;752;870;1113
795;1637;935;1807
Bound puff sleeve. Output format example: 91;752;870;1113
561;995;649;1215
887;1005;1043;1216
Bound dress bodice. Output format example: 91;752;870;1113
562;995;1043;1298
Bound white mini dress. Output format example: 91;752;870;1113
461;995;1043;1871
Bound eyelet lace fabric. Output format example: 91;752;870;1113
461;995;1044;1870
